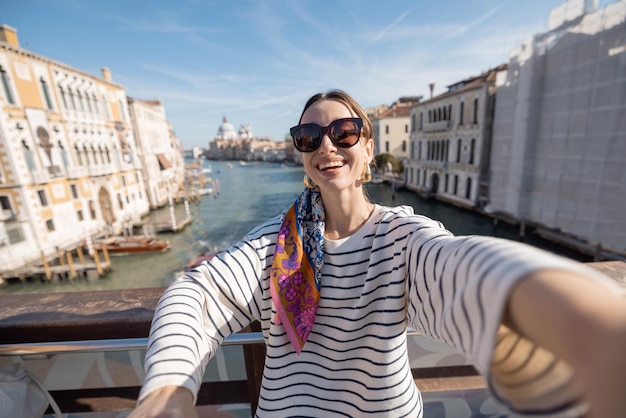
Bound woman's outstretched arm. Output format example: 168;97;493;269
506;269;626;418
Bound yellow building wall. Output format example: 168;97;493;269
9;56;45;109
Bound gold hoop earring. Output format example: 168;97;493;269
362;163;372;183
304;174;317;189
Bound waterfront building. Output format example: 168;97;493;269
371;97;420;159
404;65;506;209
127;98;185;208
0;24;151;271
489;0;626;256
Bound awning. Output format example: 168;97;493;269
156;153;172;170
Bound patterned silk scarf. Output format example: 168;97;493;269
270;188;325;354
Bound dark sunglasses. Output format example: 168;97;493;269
290;118;363;153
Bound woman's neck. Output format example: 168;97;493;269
321;190;375;240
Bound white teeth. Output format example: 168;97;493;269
318;161;344;170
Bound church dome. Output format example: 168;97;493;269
216;116;237;140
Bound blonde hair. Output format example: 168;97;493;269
298;89;373;142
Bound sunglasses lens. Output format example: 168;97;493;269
292;125;321;152
330;120;360;147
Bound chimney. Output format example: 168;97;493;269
429;83;435;99
0;25;19;48
101;67;112;82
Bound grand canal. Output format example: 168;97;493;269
0;159;590;295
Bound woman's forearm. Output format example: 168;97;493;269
506;269;626;417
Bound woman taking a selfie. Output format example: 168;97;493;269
130;89;626;418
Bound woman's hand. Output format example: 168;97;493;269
507;269;626;417
127;386;199;418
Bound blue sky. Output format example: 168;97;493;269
2;0;613;149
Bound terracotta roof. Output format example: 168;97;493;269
422;63;508;104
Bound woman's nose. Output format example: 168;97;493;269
318;134;337;153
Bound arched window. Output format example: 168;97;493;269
58;84;68;108
40;78;53;110
22;140;36;170
76;91;85;111
74;145;83;166
0;65;15;104
68;88;77;110
92;94;100;114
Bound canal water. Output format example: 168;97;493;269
1;160;590;295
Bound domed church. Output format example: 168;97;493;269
215;116;238;140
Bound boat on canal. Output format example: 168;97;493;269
96;236;171;255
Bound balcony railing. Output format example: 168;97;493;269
0;261;623;416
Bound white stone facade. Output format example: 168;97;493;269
489;0;626;254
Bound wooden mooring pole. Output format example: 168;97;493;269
40;251;51;280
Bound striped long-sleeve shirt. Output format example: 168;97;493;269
139;205;607;417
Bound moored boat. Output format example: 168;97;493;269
96;236;170;254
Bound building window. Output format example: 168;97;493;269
0;65;15;104
37;190;48;206
466;177;472;199
419;112;423;130
404;124;408;133
77;209;84;221
70;184;79;199
76;91;85;111
74;145;83;166
411;114;415;132
45;219;55;232
469;139;476;165
453;175;459;195
456;139;462;163
40;78;53;110
22;141;36;170
59;141;70;167
92;94;99;114
0;195;13;214
459;102;464;125
118;193;124;210
473;98;479;124
418;141;422;160
448;105;452;121
402;140;407;152
68;88;77;110
444;174;449;193
385;125;389;135
385;141;389;152
121;175;127;187
58;85;68;108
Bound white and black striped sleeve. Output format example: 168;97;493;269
403;214;611;416
138;215;281;404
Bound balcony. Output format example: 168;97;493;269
67;166;89;179
423;120;452;132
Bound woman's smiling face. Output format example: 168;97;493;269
300;99;373;194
